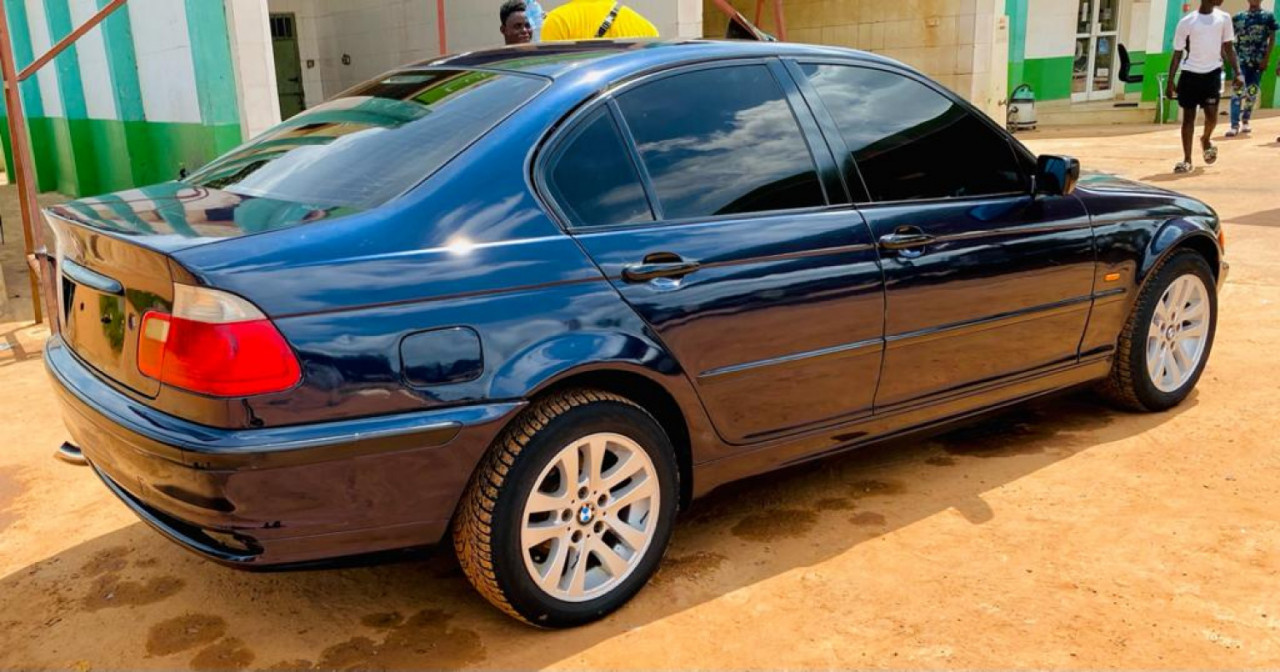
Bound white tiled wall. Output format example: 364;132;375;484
1025;0;1078;60
128;0;203;124
704;0;1010;119
227;0;282;138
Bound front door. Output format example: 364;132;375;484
271;13;305;119
793;62;1096;409
541;63;886;445
1073;0;1121;102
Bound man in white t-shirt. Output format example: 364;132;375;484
1166;0;1245;173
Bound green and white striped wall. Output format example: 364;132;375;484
1007;0;1280;111
0;0;244;197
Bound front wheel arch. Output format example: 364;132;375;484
1099;248;1217;411
1138;222;1221;290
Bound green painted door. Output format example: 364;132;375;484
271;14;305;119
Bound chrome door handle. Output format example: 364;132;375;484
878;229;936;251
622;253;700;283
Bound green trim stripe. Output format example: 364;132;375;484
1020;56;1074;101
4;0;44;117
42;0;86;119
96;0;144;122
1125;50;1146;94
1164;0;1184;53
184;0;239;126
1007;0;1027;66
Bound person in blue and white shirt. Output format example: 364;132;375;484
1225;0;1278;138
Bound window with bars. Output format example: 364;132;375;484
270;14;296;40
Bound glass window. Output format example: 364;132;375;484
188;70;545;210
800;64;1026;203
547;107;655;228
616;65;825;220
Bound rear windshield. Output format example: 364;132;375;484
188;69;546;209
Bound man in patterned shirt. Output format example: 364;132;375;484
1226;0;1277;137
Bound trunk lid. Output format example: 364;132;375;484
47;183;356;252
46;209;176;398
44;183;353;397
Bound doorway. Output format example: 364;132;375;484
1072;0;1120;101
271;13;305;119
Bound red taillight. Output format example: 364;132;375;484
138;286;301;397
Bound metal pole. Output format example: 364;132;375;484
0;0;129;328
437;0;448;55
772;0;788;41
0;4;48;326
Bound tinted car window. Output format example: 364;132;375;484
188;70;545;209
800;64;1025;202
547;107;655;228
616;65;825;220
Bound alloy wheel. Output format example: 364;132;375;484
1146;273;1211;393
519;432;660;602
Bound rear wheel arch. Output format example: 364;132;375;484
530;370;694;511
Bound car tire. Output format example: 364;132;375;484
452;389;678;628
1099;249;1218;412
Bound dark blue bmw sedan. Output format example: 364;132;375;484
45;40;1225;627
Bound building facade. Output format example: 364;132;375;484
3;0;1277;198
0;0;278;196
705;0;1279;122
1010;0;1279;115
704;0;1012;120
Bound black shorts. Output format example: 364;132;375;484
1178;69;1223;109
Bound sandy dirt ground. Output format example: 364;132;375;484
0;116;1278;670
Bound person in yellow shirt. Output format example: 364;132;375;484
541;0;659;41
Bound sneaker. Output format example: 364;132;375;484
1226;127;1239;137
1242;123;1253;134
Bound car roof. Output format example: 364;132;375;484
411;39;900;79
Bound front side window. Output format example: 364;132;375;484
800;64;1025;202
188;70;545;210
615;65;826;220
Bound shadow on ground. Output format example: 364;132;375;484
1139;167;1206;182
0;392;1196;670
1226;207;1280;228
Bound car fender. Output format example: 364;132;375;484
487;329;722;468
490;330;686;399
1138;218;1221;289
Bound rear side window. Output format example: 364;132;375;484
547;107;655;228
188;70;545;209
615;65;826;220
799;64;1025;202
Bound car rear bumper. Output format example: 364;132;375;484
46;337;522;568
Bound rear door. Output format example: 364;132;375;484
791;61;1095;409
543;61;886;445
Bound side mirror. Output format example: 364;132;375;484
1036;155;1080;196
